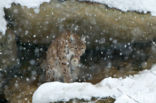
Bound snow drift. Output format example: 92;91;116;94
33;65;156;103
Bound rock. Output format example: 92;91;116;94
0;28;18;97
53;97;115;103
4;78;37;103
4;1;156;77
79;40;156;84
0;28;17;70
4;0;156;47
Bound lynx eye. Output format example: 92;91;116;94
62;62;66;65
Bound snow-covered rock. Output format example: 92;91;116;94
80;0;156;16
1;0;156;35
0;0;50;34
4;0;156;46
33;65;156;103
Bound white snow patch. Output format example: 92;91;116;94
0;0;50;35
80;0;156;16
33;64;156;103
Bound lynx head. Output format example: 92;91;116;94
68;33;86;57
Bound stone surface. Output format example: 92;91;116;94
0;28;17;70
0;28;18;98
4;78;37;103
51;97;115;103
4;0;156;47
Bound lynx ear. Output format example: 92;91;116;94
81;36;86;43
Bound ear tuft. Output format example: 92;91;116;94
81;36;86;43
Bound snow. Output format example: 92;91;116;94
0;0;50;35
32;65;156;103
80;0;156;16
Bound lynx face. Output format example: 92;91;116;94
68;34;86;58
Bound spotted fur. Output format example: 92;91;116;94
45;32;86;82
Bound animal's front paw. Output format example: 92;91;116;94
71;57;79;66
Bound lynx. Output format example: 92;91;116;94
45;32;86;82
